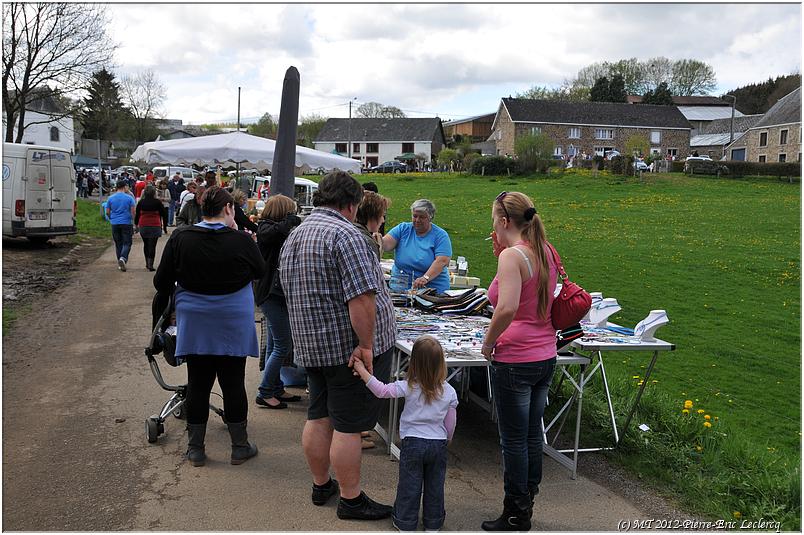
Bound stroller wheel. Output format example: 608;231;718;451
146;417;160;443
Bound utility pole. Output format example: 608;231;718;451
236;86;241;183
347;97;357;159
97;138;103;217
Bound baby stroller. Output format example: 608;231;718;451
143;290;225;444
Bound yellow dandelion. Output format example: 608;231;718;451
695;445;702;452
684;400;693;409
697;409;705;414
682;409;689;415
733;512;742;519
703;422;712;428
632;375;640;379
704;415;711;420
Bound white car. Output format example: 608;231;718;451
685;155;713;162
633;160;649;171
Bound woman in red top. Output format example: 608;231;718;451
480;191;558;531
135;185;168;271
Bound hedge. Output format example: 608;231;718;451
721;161;801;178
469;156;519;176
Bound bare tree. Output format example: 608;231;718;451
120;69;167;143
2;3;115;142
670;59;717;96
355;101;407;118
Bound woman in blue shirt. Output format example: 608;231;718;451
382;199;452;294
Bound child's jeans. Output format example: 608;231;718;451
393;436;448;531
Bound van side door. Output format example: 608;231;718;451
49;150;75;231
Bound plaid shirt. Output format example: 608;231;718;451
279;207;397;368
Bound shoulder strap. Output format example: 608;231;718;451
511;246;533;278
546;241;568;281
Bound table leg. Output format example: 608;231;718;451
619;350;659;440
597;350;620;444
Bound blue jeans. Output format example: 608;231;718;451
257;298;290;399
491;358;556;501
393;437;448;531
111;224;133;262
168;199;179;225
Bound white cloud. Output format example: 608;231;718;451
105;3;801;124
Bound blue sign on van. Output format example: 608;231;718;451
2;164;9;181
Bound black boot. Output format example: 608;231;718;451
145;257;155;271
186;423;207;467
481;496;532;531
527;486;538;519
227;420;258;465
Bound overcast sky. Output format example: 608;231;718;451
107;3;801;125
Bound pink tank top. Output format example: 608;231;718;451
487;241;558;363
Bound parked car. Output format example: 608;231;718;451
684;158;729;175
152;166;200;181
250;176;319;216
604;150;621;160
369;161;408;173
685;155;713;162
633;160;649;171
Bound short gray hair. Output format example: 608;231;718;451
410;199;436;219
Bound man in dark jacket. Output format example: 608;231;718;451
176;184;204;227
167;172;186;226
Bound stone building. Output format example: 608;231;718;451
490;98;691;159
690;114;763;159
724;87;801;162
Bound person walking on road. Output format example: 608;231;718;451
135;184;168;272
154;185;266;467
167;171;186;226
106;180;137;272
280;171;397;522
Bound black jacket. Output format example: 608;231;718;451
154;225;265;295
254;214;301;305
235;204;259;233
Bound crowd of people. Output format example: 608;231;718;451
105;166;562;531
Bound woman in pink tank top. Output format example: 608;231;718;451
480;191;558;532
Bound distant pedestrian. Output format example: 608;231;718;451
106;180;137;271
176;184;205;227
135;184;168;271
167;172;186;226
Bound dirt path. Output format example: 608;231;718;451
2;232;694;531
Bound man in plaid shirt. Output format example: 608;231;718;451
280;171;396;521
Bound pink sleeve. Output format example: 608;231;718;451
366;377;405;399
444;407;457;441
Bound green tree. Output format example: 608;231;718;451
436;148;460;171
81;68;126;140
642;82;674;105
248;113;276;139
514;132;553;172
589;77;610;102
297;113;328;147
624;134;650;158
670;59;717;95
608;74;627;102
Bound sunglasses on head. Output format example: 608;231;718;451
496;191;510;220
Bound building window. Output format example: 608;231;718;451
758;155;766;163
568;127;581;139
353;143;360;154
593;146;614;156
530;126;541;135
50;127;60;142
759;132;767;147
554;147;562;156
778;153;786;163
780;129;788;145
335;143;347;153
650;148;661;155
402;143;414;153
667;148;678;158
650;131;661;144
366;143;378;153
595;128;614;140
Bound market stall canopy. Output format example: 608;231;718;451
130;131;361;174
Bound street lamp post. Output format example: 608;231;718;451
722;94;737;159
347;97;357;159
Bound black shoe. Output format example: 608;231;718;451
255;396;287;409
481;496;531;531
311;478;339;506
276;392;302;402
336;492;393;520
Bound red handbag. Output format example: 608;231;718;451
546;242;592;330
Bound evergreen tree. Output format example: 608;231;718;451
81;68;126;140
608;74;627;102
589;76;610;102
642;82;674;105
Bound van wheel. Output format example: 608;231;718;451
27;237;49;245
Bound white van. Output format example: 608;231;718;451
152;166;200;181
3;142;77;243
251;176;318;215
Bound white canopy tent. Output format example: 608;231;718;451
130;131;362;174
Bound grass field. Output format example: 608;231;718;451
368;169;800;526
